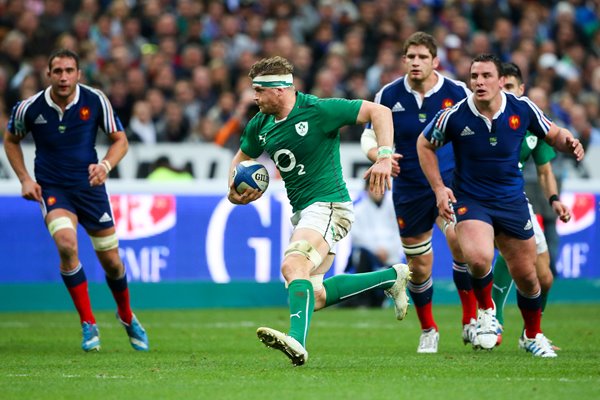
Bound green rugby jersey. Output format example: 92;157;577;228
518;131;556;172
240;92;362;212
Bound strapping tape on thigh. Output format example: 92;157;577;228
403;238;432;256
47;217;75;236
90;233;119;251
284;240;323;269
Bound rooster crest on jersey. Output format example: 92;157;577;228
233;160;270;194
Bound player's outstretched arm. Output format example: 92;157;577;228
227;150;263;205
545;124;584;161
3;130;41;201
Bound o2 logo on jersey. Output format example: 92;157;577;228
442;99;454;108
80;107;91;121
509;115;520;130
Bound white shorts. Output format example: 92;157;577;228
528;202;548;254
290;201;354;251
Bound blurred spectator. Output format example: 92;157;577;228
311;67;345;98
0;31;29;84
191;66;218;116
365;47;396;95
39;0;73;46
0;0;596;175
569;104;600;153
147;155;194;181
211;88;257;151
122;16;148;62
156;100;190;143
108;78;133;128
174;79;202;129
127;100;157;145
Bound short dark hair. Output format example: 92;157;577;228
48;49;80;71
471;53;502;76
403;31;438;58
500;62;523;84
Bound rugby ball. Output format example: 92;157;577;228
232;160;269;194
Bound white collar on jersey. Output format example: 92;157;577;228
403;70;445;98
467;90;507;130
44;84;80;114
403;71;446;109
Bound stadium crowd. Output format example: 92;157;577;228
0;0;598;157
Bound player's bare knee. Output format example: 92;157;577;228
281;255;308;282
48;217;77;258
406;260;430;282
513;269;539;293
55;235;78;260
282;240;323;281
101;257;124;278
313;288;327;311
538;271;553;293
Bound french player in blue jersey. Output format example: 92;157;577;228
361;32;475;353
417;54;584;357
3;49;149;352
492;62;571;350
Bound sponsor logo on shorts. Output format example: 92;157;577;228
457;206;468;215
397;217;406;230
524;220;533;230
47;196;56;206
99;212;112;223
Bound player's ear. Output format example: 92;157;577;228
432;56;440;70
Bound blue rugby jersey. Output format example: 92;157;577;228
368;72;470;202
7;84;124;188
423;91;552;201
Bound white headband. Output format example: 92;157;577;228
252;74;294;88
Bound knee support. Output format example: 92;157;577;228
309;274;324;291
90;233;119;251
47;217;75;236
403;237;432;257
441;220;454;237
284;240;323;270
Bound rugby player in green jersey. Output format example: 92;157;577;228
227;56;411;366
492;62;571;349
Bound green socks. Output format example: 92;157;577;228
492;255;513;326
323;267;397;308
288;279;314;348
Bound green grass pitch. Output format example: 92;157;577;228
1;304;599;400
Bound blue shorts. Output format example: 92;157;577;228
40;184;115;232
453;194;534;240
394;192;438;237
